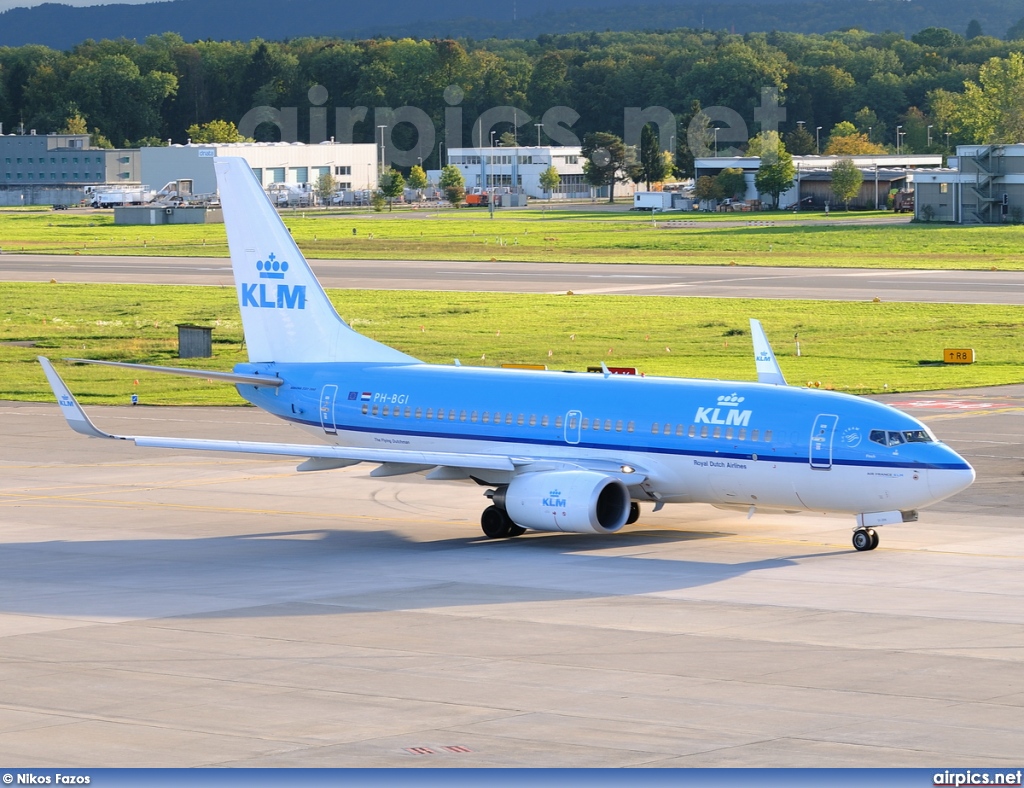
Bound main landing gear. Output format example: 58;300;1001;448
852;527;879;551
481;505;527;539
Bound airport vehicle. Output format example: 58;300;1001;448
39;157;975;551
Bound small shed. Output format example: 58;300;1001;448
176;324;212;359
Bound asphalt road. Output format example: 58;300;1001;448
3;253;1024;303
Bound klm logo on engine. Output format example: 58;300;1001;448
543;488;566;507
695;393;752;426
241;253;306;310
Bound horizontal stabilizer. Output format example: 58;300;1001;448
750;319;787;386
64;358;283;387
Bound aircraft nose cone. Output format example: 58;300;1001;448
928;461;975;502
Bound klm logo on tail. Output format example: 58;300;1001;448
241;253;306;310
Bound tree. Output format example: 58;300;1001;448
186;119;250;143
581;131;629;203
315;172;335;205
379;167;405;211
966;20;984;40
498;131;517;147
61;112;88;134
407;164;428;196
539;165;560;199
830;159;863;210
911;28;964;48
636;124;669;190
785;125;816;156
1007;17;1024;41
930;54;1024;144
715;168;747;200
746;131;784;161
754;146;796;209
439;164;465;207
824;133;886;155
676;100;711;179
693;175;724;207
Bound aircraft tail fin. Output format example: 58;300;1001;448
214;156;416;365
750;318;787;386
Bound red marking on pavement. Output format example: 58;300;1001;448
405;747;435;755
892;400;1014;410
442;745;473;753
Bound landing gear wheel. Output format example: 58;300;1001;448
626;501;641;525
481;505;512;538
506;524;527;537
852;528;878;551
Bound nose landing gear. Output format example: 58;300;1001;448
852;527;879;551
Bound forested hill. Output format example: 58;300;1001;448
1;0;1024;49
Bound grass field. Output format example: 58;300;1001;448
3;282;1022;406
3;207;1024;269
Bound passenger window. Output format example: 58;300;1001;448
651;423;659;434
700;425;708;438
764;429;773;442
470;411;478;422
382;406;389;416
627;421;634;433
542;416;550;427
738;428;746;441
594;420;601;431
663;423;671;435
394;408;401;418
529;415;537;426
482;412;490;423
750;429;759;441
415;407;422;418
713;426;721;439
362;404;368;415
426;408;433;419
582;418;590;429
604;420;611;431
460;411;467;422
372;405;379;416
688;425;696;438
615;420;622;432
725;427;733;440
517;414;525;426
448;410;456;421
556;416;564;428
505;413;513;425
676;424;684;436
437;409;445;421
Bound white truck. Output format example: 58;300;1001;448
87;186;153;208
633;191;674;211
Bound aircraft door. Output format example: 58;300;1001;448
564;410;582;444
320;384;339;435
809;413;839;469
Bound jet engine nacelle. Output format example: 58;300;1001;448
497;471;631;534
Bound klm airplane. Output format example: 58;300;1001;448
40;157;975;551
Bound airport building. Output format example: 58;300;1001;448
443;146;638;201
913;144;1024;223
695;153;942;210
0;132;142;205
139;141;378;197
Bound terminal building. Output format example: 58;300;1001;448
0;132;141;205
443;146;638;201
913;144;1024;223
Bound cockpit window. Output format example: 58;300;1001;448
870;429;910;447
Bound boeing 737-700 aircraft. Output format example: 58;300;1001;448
40;157;975;551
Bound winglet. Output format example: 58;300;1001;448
38;356;118;439
749;319;787;386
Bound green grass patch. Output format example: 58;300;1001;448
3;282;1022;405
3;208;1024;269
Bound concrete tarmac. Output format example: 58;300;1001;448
2;391;1023;767
3;254;1024;303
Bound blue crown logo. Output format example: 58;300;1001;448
717;393;745;406
549;489;561;497
256;253;288;279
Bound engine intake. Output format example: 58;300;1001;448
496;470;631;534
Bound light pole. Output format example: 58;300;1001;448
874;163;879;210
490;130;496;148
713;127;719;157
438;141;445;169
535;123;542;146
945;131;952;150
669;134;675;155
868;126;872;142
895;125;902;155
377;125;387;174
815;126;822;154
927;125;933;147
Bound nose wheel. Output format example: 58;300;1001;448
852;528;879;551
481;505;526;539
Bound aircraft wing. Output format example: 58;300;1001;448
41;357;647;482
